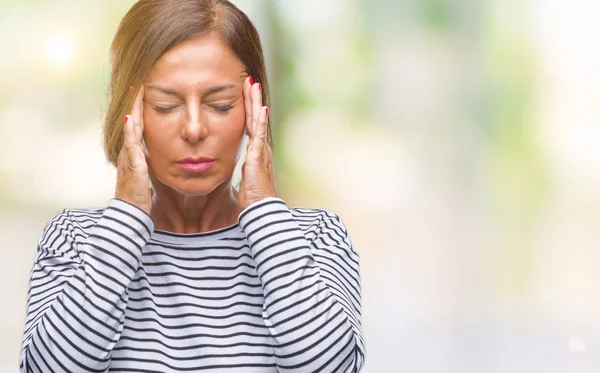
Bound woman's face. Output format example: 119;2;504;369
142;34;247;197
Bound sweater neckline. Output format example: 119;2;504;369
149;222;243;244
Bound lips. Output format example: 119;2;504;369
177;157;215;164
177;157;215;172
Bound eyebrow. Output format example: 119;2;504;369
146;84;236;97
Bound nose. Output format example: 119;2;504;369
180;103;208;143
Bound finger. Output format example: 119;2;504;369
123;116;139;164
252;106;268;155
243;76;253;137
124;116;145;170
123;116;136;148
251;82;262;136
257;106;269;141
131;85;145;142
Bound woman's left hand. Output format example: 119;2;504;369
236;76;277;210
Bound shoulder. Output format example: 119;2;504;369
37;206;106;258
290;205;359;258
290;206;346;233
41;206;106;240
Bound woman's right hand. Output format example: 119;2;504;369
115;86;152;215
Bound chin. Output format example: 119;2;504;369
155;172;233;198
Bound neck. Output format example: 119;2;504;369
149;178;242;234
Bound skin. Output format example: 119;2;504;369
115;33;276;233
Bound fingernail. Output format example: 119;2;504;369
129;86;134;96
124;115;128;123
265;107;269;116
249;76;254;85
258;83;262;92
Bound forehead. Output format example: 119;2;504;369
145;34;246;84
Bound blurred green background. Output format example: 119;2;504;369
2;0;600;372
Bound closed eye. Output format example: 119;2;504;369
214;104;234;112
152;105;176;113
152;104;234;113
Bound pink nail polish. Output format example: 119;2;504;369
124;115;128;123
249;76;254;85
258;83;262;92
265;107;269;116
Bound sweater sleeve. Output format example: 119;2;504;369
238;197;366;373
20;199;154;373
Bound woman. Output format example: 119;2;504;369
20;0;365;372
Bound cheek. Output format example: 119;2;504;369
142;115;176;159
227;105;247;136
210;107;246;139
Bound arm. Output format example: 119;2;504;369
20;199;154;373
239;198;366;373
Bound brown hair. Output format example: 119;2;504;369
103;0;271;166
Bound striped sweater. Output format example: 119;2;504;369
20;197;365;372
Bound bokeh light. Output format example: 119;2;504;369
44;33;77;69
